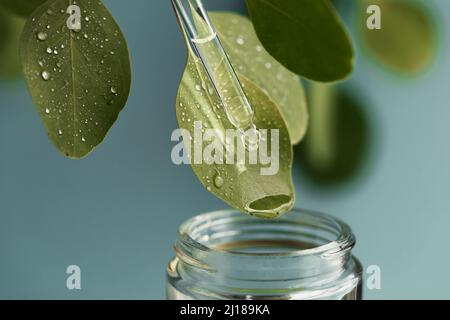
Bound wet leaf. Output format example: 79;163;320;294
0;0;48;17
0;12;24;77
245;0;354;82
210;12;308;145
176;54;295;218
20;0;131;158
296;83;370;184
360;0;437;74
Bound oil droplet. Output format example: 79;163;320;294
236;37;245;45
110;86;117;94
58;129;63;136
46;47;53;54
81;137;86;142
41;71;51;81
37;32;48;41
214;175;224;189
45;108;50;114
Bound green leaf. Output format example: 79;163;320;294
20;0;131;158
296;83;370;185
245;0;354;82
176;54;295;218
360;0;437;75
0;12;25;77
210;12;308;145
0;0;48;17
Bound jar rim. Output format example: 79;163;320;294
177;208;356;259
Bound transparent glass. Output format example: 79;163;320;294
167;209;363;300
171;0;257;134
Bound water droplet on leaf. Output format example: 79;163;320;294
37;32;48;41
41;71;51;81
214;174;225;188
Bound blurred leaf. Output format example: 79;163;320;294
20;0;131;158
245;0;354;82
0;12;25;77
176;54;295;218
210;12;308;145
296;83;370;184
360;0;437;74
0;0;47;17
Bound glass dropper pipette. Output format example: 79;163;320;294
171;0;259;143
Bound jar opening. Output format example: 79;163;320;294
180;209;355;257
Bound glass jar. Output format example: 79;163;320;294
167;209;363;300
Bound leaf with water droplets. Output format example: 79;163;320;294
20;0;131;158
176;55;295;218
0;0;48;17
245;0;354;82
210;12;308;145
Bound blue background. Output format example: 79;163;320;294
0;0;449;299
